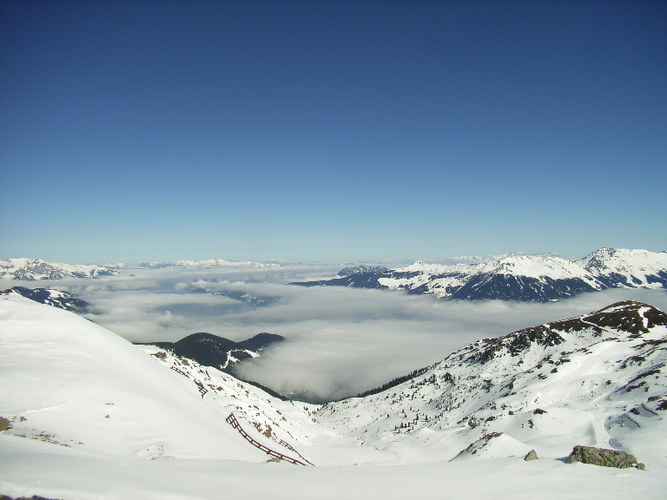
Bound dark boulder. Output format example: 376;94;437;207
565;445;644;469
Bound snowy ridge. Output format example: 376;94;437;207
475;254;595;280
393;260;479;275
0;258;116;280
378;261;479;298
9;286;91;313
581;248;667;287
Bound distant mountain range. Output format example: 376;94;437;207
3;248;666;304
139;259;280;269
0;258;116;280
0;257;280;280
292;248;667;302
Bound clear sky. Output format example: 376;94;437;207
1;0;665;264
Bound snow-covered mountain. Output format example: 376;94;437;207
581;248;667;288
0;258;116;280
315;300;667;464
1;290;665;498
292;248;667;301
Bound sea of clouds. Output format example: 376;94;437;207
3;264;666;402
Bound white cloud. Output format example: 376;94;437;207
5;265;666;401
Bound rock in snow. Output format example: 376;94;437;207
565;445;644;470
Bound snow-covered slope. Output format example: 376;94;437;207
294;248;667;301
0;258;116;280
315;300;667;466
0;291;362;467
0;291;273;461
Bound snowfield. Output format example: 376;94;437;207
1;291;665;499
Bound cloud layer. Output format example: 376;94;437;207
3;265;666;402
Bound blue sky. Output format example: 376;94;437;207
1;1;665;264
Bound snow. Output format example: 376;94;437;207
0;293;264;462
1;292;666;499
2;433;664;500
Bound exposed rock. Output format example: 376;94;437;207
565;445;644;469
524;449;539;461
0;416;11;431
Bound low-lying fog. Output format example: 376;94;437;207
4;264;666;402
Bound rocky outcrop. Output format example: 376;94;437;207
565;445;644;469
0;416;11;431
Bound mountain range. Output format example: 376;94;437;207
0;258;116;280
138;259;280;269
0;290;664;498
4;249;665;305
292;248;667;302
0;257;280;280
